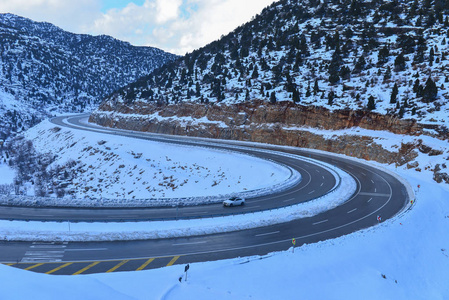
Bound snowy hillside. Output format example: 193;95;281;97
0;130;448;299
99;0;449;126
0;13;177;139
0;119;291;202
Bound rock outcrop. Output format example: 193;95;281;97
89;101;449;167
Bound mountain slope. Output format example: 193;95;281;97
0;13;177;139
97;0;449;126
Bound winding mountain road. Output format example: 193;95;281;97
0;115;411;275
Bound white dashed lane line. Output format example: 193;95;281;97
347;208;357;214
282;198;296;203
182;211;209;215
242;205;261;210
172;241;207;246
255;231;280;237
312;219;328;225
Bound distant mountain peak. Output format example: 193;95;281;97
0;13;177;139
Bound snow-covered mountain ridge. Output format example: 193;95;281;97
91;0;449;184
96;0;449;126
0;13;177;140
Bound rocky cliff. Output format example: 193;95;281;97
91;101;448;164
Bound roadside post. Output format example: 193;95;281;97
292;238;296;253
184;264;190;281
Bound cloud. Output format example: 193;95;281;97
155;0;183;24
92;0;278;54
0;0;279;55
0;0;101;33
171;0;278;54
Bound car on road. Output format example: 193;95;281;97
223;197;245;207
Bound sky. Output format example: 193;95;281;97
0;0;278;55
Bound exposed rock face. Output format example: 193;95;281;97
90;101;440;167
433;164;449;184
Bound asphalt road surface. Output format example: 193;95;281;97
0;115;411;275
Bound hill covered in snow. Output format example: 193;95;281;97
97;0;449;124
0;13;177;140
90;0;449;185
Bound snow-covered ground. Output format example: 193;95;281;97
0;163;447;299
0;121;448;299
0;164;14;185
21;120;293;203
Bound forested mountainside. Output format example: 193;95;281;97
100;0;449;126
0;13;177;139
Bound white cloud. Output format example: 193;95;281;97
155;0;183;24
169;0;278;54
0;0;279;55
0;0;101;33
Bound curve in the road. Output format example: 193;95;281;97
0;115;413;275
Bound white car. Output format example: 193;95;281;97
223;197;245;207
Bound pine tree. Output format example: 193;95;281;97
270;91;277;104
429;47;435;65
306;85;311;97
313;79;319;95
367;95;376;110
329;73;340;85
195;82;201;97
251;65;259;79
353;55;366;73
383;66;392;81
328;91;335;106
398;105;405;118
413;79;420;94
378;46;390;65
340;66;351;80
292;89;300;103
328;51;342;84
394;53;406;71
390;83;399;104
422;77;438;102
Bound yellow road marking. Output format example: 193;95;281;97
46;263;73;275
166;256;180;267
106;260;129;273
136;258;155;271
25;263;44;271
72;261;100;275
5;263;15;266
